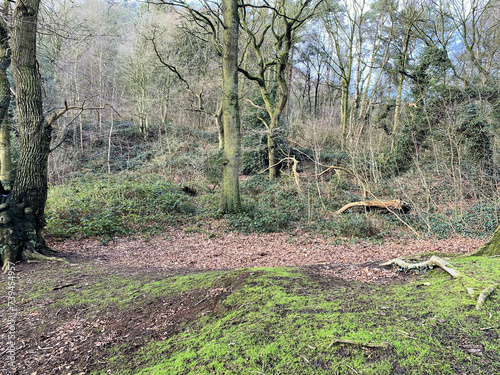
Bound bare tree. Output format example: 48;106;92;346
239;0;322;179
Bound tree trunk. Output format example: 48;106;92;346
0;2;11;185
0;116;10;184
471;224;500;256
267;123;277;180
1;0;52;271
219;0;241;213
215;101;223;150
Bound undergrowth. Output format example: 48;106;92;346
45;174;196;240
45;172;497;240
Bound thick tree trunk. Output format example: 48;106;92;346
219;0;241;213
1;0;52;271
470;224;500;256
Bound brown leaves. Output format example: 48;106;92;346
50;229;484;283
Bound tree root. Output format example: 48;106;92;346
328;338;390;350
476;284;498;311
380;255;460;278
1;245;15;273
21;249;66;263
381;256;497;310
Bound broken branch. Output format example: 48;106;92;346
336;199;410;215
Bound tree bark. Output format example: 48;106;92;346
0;2;11;184
1;0;52;271
219;0;241;213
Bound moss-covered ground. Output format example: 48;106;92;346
1;253;499;374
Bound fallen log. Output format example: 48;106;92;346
336;199;411;215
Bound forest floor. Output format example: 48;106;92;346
52;229;485;283
1;230;498;375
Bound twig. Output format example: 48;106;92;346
480;325;500;331
237;302;254;310
75;306;93;317
52;283;76;291
195;297;208;306
346;364;359;374
328;338;390;350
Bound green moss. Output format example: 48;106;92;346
4;256;498;375
99;258;499;374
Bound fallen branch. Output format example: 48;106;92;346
328;338;390;350
336;199;410;215
293;151;418;237
380;256;460;278
476;284;498;311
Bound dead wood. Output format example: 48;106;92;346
328;338;390;350
336;199;411;215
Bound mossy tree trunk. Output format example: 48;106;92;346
471;224;500;256
0;0;11;185
1;0;52;271
219;0;241;213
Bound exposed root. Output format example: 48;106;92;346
381;256;498;310
1;245;15;273
1;260;11;273
476;284;498;311
380;255;460;278
21;249;67;263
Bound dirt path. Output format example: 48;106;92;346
50;229;486;283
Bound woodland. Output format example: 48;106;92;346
0;0;500;373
